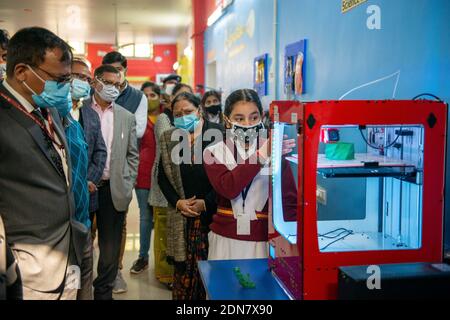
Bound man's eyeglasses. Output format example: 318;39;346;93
72;72;92;82
34;66;72;84
96;77;121;89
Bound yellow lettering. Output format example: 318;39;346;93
342;0;367;13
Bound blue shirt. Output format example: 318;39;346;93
65;114;91;228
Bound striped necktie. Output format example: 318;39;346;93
32;108;66;178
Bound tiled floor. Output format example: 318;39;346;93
93;193;172;300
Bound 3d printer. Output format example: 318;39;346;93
268;100;447;299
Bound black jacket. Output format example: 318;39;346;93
158;120;224;227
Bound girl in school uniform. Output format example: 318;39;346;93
203;89;296;260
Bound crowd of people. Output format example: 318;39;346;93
0;26;295;300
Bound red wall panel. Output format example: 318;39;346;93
86;43;178;82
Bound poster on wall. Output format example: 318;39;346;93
284;39;307;97
294;51;304;95
254;53;268;96
341;0;367;13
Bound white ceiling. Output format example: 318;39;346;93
0;0;192;44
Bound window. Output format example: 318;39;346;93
118;43;154;59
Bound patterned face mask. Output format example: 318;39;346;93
231;121;265;144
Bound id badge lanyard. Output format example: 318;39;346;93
237;179;253;236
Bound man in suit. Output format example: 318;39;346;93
69;57;107;300
88;64;139;300
0;27;87;299
102;51;147;293
102;51;147;139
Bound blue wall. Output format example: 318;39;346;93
205;0;274;107
205;0;450;252
205;0;450;102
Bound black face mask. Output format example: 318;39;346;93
206;104;222;116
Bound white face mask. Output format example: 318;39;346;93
0;63;6;80
95;77;120;102
165;83;176;96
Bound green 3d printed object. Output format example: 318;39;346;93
233;267;256;289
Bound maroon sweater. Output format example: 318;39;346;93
204;148;268;242
204;147;299;241
136;118;156;189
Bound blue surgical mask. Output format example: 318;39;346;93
23;65;72;117
174;113;200;133
71;78;91;101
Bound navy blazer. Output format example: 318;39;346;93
79;102;107;212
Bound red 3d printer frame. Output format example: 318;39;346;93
268;100;447;300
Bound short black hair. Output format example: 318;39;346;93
102;51;127;69
94;64;120;79
171;92;200;112
173;83;193;97
224;89;263;117
0;29;9;50
141;81;161;96
6;27;73;78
